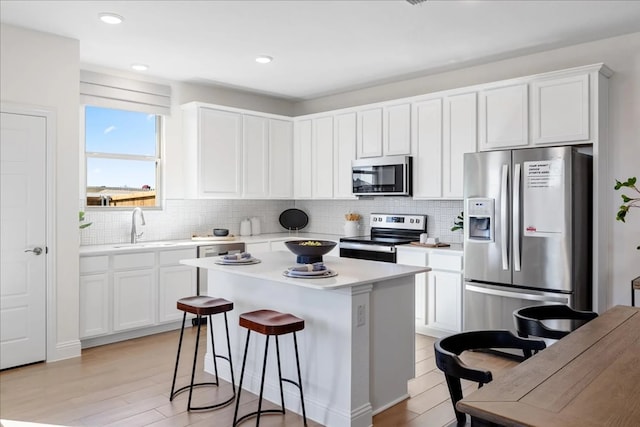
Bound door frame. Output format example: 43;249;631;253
1;102;57;363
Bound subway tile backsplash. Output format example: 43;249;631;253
80;198;464;245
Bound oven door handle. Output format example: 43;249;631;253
340;242;396;253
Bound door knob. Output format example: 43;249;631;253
24;247;43;255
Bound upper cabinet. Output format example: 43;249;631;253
532;73;589;145
182;102;293;199
312;116;334;198
479;83;529;150
443;92;477;199
412;98;443;198
334;112;357;199
293;119;313;198
357;103;411;158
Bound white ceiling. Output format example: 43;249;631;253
2;0;640;101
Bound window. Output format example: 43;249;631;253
84;106;162;207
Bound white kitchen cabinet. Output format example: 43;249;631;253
396;249;429;332
412;98;443;198
293;119;313;198
384;103;411;156
79;255;109;339
312;116;334;198
532;73;590;145
113;269;156;331
357;103;411;159
334;112;357;199
443;92;477;199
158;248;197;324
357;107;383;158
243;114;269;198
427;253;463;334
269;118;294;198
479;83;528;150
182;104;243;198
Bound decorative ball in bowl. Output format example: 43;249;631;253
284;240;337;264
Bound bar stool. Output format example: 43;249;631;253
169;295;235;411
232;309;307;426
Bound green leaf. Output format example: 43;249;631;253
621;194;632;202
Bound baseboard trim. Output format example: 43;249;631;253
49;339;81;362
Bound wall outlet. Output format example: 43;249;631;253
357;304;366;327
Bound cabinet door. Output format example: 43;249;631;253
243;115;269;198
293;119;312;198
443;92;477;199
334;112;357;199
397;249;429;328
269;119;294;198
479;83;528;150
113;269;155;331
158;265;196;323
199;108;243;197
384;103;411;156
532;74;589;145
312;116;334;198
79;273;110;338
413;98;443;198
357;107;383;158
427;270;462;333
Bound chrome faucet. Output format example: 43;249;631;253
130;207;146;243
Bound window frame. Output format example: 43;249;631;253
82;105;164;210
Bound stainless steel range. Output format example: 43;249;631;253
340;213;427;263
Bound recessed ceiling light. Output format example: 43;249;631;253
131;64;149;71
255;56;273;64
99;13;124;25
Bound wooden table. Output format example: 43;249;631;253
457;305;640;427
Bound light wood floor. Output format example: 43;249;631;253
0;328;517;427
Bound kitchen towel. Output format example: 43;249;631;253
288;262;327;272
223;252;252;260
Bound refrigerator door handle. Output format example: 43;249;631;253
501;163;509;270
514;162;522;272
465;283;570;303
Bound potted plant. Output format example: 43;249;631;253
451;211;464;232
79;211;92;229
614;176;639;250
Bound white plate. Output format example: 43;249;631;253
215;258;261;265
282;270;337;279
285;268;329;276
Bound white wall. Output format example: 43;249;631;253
1;24;81;361
295;32;640;309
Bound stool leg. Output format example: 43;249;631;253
224;312;236;394
274;336;286;412
170;312;187;401
256;335;271;427
209;314;220;386
233;330;251;426
187;314;202;410
293;332;308;426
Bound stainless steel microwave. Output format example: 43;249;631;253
352;156;412;196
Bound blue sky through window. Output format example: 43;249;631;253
85;106;157;188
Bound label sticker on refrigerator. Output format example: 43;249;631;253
523;160;564;237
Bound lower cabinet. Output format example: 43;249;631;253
397;247;463;337
79;248;197;345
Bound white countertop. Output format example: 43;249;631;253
79;232;341;255
180;250;430;290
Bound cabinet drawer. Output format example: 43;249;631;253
80;256;109;274
429;253;463;271
159;248;196;266
113;252;155;270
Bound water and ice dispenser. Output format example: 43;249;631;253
466;198;495;242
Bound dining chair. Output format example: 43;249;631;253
434;330;546;425
514;304;598;357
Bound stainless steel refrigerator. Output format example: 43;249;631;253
463;146;592;334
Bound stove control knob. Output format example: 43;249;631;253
410;219;414;223
415;218;420;223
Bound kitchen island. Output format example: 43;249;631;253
180;251;430;427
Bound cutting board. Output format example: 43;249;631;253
409;242;451;248
191;235;237;241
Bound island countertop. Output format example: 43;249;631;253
180;250;430;290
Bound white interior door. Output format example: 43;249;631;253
1;111;47;370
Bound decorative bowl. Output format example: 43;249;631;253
213;228;229;236
284;240;337;264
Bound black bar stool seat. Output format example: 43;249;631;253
233;309;307;426
170;295;235;411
